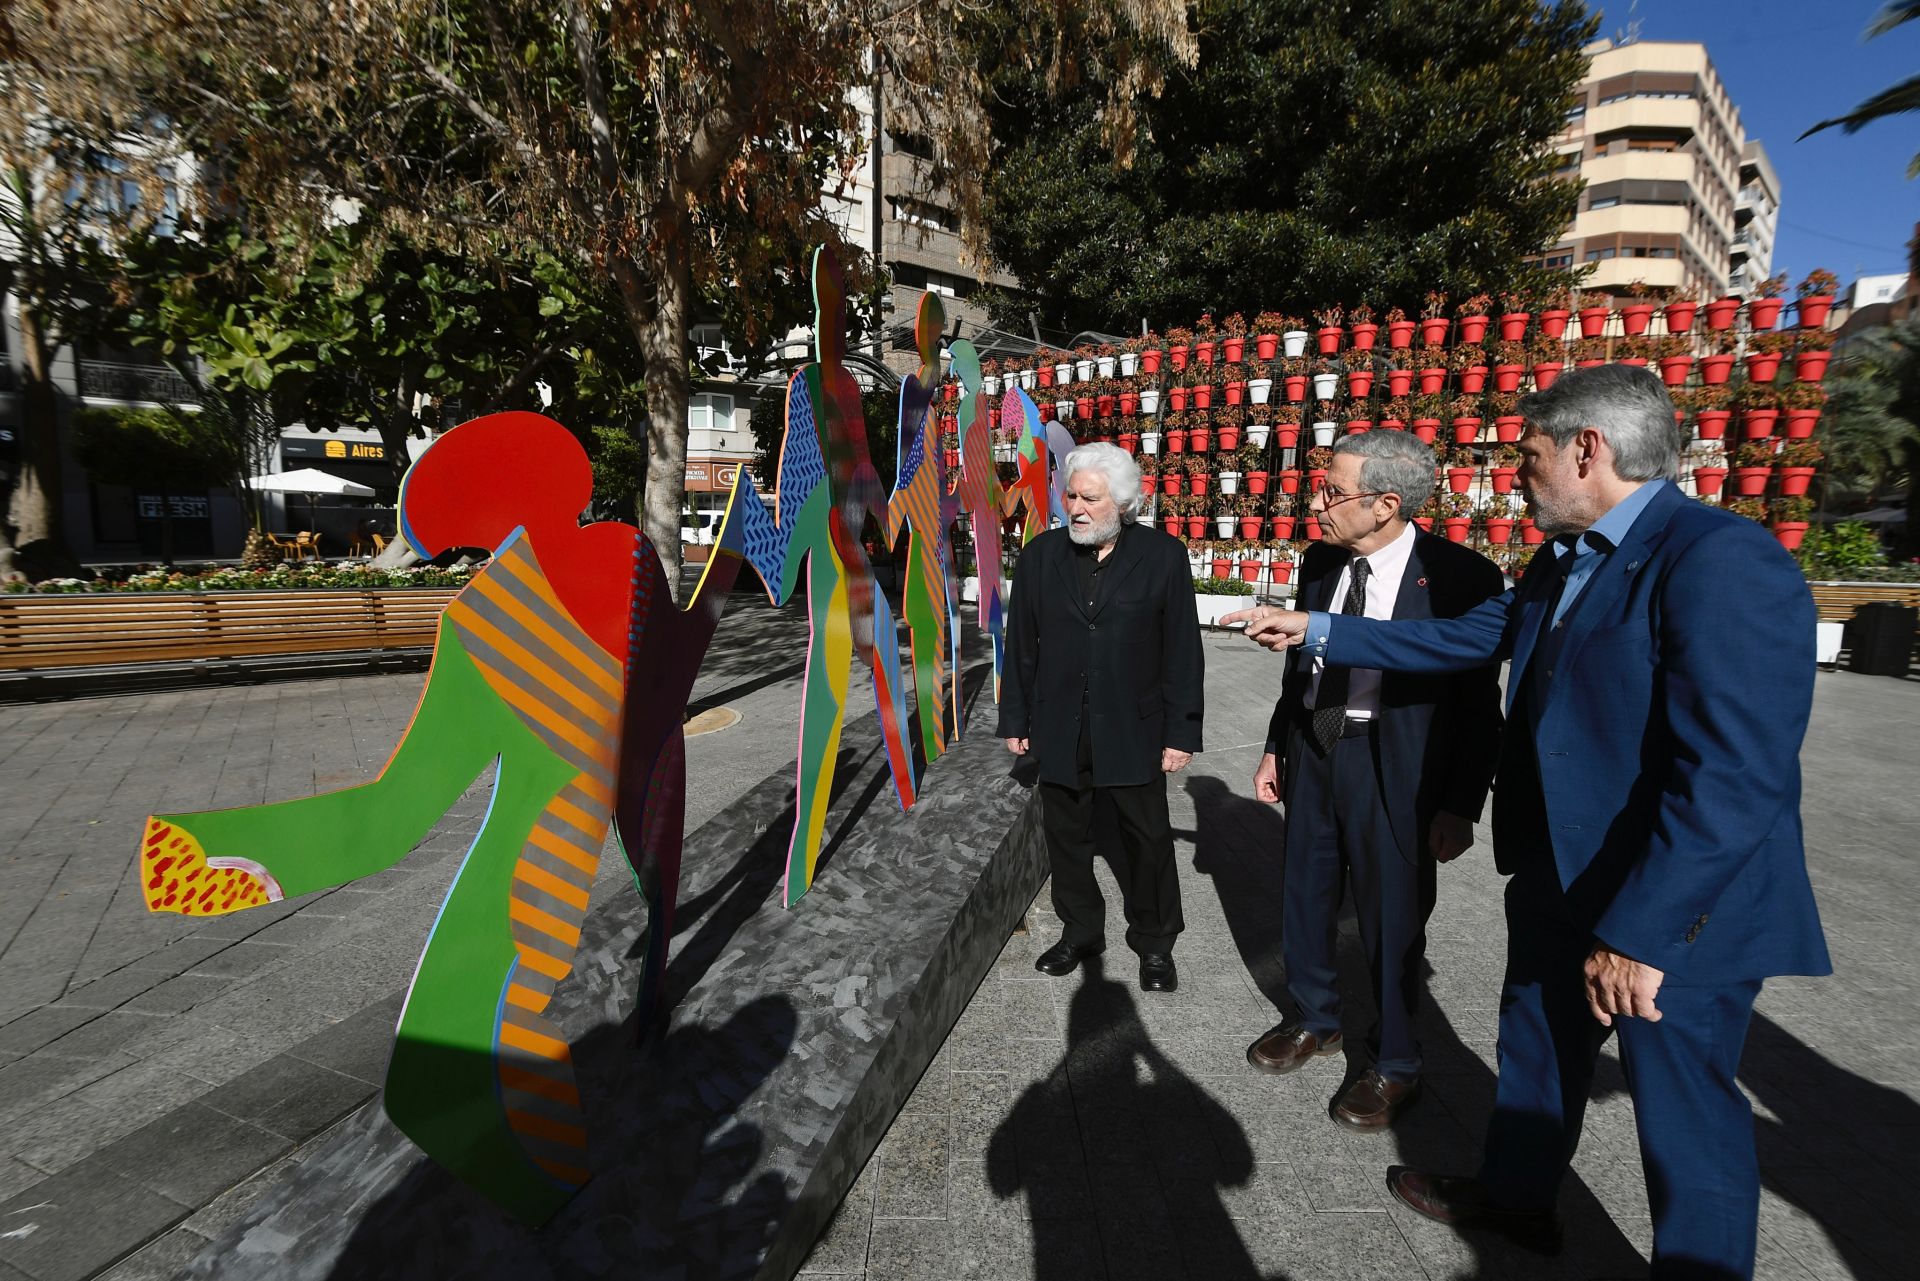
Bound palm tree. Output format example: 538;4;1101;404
1801;2;1920;176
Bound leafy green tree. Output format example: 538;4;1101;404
70;406;228;566
1800;2;1920;177
974;0;1597;331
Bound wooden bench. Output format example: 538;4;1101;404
0;589;458;679
1807;581;1920;622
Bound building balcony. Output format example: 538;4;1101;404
78;360;198;405
1587;97;1701;141
1583;258;1686;294
1570;203;1691;242
1583;150;1696;189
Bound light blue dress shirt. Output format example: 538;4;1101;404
1303;480;1672;655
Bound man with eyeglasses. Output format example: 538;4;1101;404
1239;429;1503;1131
1225;365;1829;1277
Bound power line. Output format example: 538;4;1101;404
1779;217;1907;255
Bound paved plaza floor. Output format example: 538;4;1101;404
0;601;1914;1280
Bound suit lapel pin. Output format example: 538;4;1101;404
1417;577;1428;588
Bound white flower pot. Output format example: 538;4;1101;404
1141;431;1162;455
982;374;999;395
1119;352;1139;377
1096;355;1116;378
1283;330;1310;358
1248;378;1273;405
1215;516;1235;537
1312;373;1339;400
1019;369;1036;390
1219;471;1241;495
1247;423;1270;448
1074;359;1095;381
1054;363;1073;384
1313;421;1337;447
1056;399;1075;421
1139;388;1161;414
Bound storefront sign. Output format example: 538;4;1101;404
136;494;211;519
283;436;388;462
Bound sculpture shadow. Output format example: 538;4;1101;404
985;963;1286;1281
1182;772;1646;1277
320;994;800;1279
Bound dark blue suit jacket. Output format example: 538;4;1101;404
1322;483;1831;984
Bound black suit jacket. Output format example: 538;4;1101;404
1266;530;1504;859
997;523;1204;787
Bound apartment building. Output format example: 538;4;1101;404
1527;39;1774;300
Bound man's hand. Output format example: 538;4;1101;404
1219;606;1310;653
1427;811;1475;863
1003;737;1029;756
1253;752;1281;804
1584;945;1665;1026
1161;748;1192;773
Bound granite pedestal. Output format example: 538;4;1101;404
180;668;1045;1280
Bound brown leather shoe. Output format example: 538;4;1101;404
1245;1022;1343;1075
1331;1070;1420;1131
1386;1166;1563;1254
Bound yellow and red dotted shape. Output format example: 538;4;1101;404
141;818;283;915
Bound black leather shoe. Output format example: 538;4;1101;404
1138;953;1178;992
1386;1166;1563;1254
1034;938;1104;977
1246;1022;1343;1075
1331;1070;1421;1131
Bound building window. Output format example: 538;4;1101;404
689;392;735;433
889;198;958;232
1544;253;1574;269
888;130;936;161
1590;196;1620;210
1585;248;1616;262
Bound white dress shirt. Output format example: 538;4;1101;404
1303;520;1418;721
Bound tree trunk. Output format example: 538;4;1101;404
622;241;689;601
381;365;423;493
4;301;77;580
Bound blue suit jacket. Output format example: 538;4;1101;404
1322;484;1831;984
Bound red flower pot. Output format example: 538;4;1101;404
1224;380;1246;406
1246;471;1269;495
1169;344;1189;371
1700;353;1735;385
1458;315;1490;344
1578;306;1611;338
1194;340;1216;366
1189;428;1212;452
1238;517;1262;540
1347;370;1374;398
1316;327;1342;355
1386;368;1413;396
1447;465;1476;493
1499;313;1530;341
1237;559;1262;582
1188;473;1210;496
1349;323;1379;352
1379;418;1406;432
1794;350;1831;382
1704;298;1740;331
1620;302;1656;335
1798;296;1835;329
1575;357;1605;369
1691;466;1727;497
1192;384;1214;410
1274;426;1300;450
1664;301;1698;333
1303;517;1323;540
1413;516;1434;533
1418;368;1448;394
1444;517;1472;543
1118;432;1140;452
1284;375;1307;402
1185;516;1205;538
1269;560;1295;585
1532;361;1563;390
1222;337;1245;363
1277;470;1302;495
1538;309;1570;339
1484;518;1516;545
1217;426;1242;451
1732;466;1771;496
1271;515;1297;538
1161;515;1182;535
1209;555;1230;578
1255;333;1280;360
1096;394;1115;417
1037;365;1055;388
1141;349;1163;374
1658;355;1693;387
1452;418;1483;444
1458;366;1488;394
1420;317;1452;345
1346;420;1372;435
1741;409;1779;438
1412;419;1440;444
1120;392;1139;415
1520;518;1544;545
1307;468;1329;490
1140;475;1155;497
1784;409;1821;438
1168;386;1190;412
1777;466;1816;497
1495;416;1524;443
1161;474;1182;494
1491;466;1519;494
1387;320;1417;349
1695;410;1730;440
1749;298;1785;330
1494;364;1525;393
1773;522;1809;551
1076;397;1094;420
1166;429;1187;454
1746;352;1782;383
1619;356;1648;369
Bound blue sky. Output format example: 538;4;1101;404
1604;0;1917;290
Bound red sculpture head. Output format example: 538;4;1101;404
400;412;594;558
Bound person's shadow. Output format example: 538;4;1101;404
986;963;1287;1281
1183;772;1647;1276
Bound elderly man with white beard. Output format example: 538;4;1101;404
998;443;1205;992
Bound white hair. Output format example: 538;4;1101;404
1062;442;1144;521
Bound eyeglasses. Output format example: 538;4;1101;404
1314;483;1384;508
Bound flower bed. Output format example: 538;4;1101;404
5;563;480;595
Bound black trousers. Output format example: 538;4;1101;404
1037;711;1183;956
1282;722;1436;1082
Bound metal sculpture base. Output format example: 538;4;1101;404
184;671;1043;1280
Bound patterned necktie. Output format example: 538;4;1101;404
1311;557;1370;753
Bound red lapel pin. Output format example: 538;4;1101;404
1417;576;1428;588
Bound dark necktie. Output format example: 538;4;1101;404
1525;536;1584;707
1311;557;1370;753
